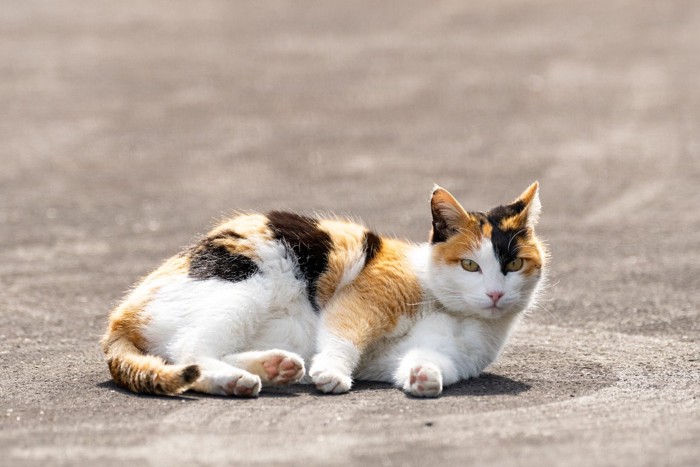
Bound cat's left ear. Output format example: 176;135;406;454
430;185;469;243
511;181;541;228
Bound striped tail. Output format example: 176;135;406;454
102;334;200;396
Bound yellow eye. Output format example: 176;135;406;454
461;259;480;272
507;258;524;272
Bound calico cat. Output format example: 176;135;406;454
101;182;545;398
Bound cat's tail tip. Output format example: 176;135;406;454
180;364;201;385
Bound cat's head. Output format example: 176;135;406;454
427;182;545;319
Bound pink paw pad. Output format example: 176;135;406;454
406;364;443;398
409;367;430;385
223;377;240;395
261;353;305;385
262;355;283;379
223;375;260;397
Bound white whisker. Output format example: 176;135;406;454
507;227;528;252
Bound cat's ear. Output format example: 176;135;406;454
430;185;468;243
511;181;541;228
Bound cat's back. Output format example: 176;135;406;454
142;211;385;311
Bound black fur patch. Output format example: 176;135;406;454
181;365;201;384
267;211;332;311
363;230;382;266
485;205;528;274
487;201;526;220
189;241;259;282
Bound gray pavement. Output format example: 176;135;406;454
1;1;699;466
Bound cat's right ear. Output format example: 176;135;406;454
430;186;468;243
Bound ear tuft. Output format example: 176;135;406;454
430;186;467;243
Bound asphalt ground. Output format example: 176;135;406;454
1;1;699;466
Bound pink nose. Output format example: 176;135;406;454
487;291;504;305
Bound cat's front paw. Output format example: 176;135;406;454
403;363;443;398
309;364;352;394
223;372;262;397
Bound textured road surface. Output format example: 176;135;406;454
1;1;699;466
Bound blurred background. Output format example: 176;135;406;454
1;1;698;466
3;0;698;338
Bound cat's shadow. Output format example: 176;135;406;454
96;380;300;400
350;372;530;398
439;372;531;397
97;380;201;401
98;372;529;400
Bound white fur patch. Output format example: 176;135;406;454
142;238;319;367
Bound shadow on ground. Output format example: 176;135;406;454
97;372;530;399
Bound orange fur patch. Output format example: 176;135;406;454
432;216;484;265
211;213;271;239
207;213;272;259
501;181;539;231
516;181;539;206
516;236;545;276
481;221;493;238
315;219;368;306
324;239;421;350
499;215;524;232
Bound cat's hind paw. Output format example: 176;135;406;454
260;351;305;386
195;368;262;398
309;365;352;394
404;363;443;398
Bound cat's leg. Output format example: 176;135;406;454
309;289;398;394
222;349;305;386
394;348;460;398
392;314;462;398
309;326;359;394
188;357;262;397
